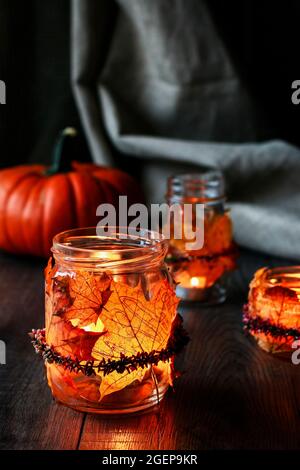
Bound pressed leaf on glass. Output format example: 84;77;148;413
91;277;178;399
59;272;112;328
45;268;179;401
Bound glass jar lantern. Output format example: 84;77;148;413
244;266;300;356
165;171;237;304
42;228;181;414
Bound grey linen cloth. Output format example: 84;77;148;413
71;0;300;260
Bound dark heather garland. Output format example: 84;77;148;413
243;304;300;340
29;315;190;377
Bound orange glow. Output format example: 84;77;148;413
81;317;105;332
167;212;237;289
45;258;178;413
247;266;300;353
190;276;206;288
177;274;206;289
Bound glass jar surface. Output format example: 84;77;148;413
244;266;300;356
165;171;237;303
45;227;179;414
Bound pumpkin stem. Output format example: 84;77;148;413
45;127;78;176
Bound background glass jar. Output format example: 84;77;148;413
165;171;237;303
45;227;178;414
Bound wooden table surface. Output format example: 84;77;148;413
1;249;300;450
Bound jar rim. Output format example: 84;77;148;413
52;227;168;267
167;170;225;202
261;266;300;288
169;170;223;183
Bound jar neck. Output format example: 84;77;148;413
52;228;168;274
166;171;225;205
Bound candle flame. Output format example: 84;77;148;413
190;276;206;288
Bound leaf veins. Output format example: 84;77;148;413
92;277;179;398
58;272;112;328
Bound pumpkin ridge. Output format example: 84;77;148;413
2;172;40;253
7;173;38;253
19;175;42;254
22;177;45;256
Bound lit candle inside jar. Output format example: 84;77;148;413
165;171;237;304
175;272;207;289
30;228;189;415
190;276;206;288
243;266;300;356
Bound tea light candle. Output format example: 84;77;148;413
190;276;206;288
243;266;300;355
175;272;209;301
30;228;189;414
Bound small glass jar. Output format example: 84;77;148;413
244;266;300;356
165;171;237;304
45;227;178;414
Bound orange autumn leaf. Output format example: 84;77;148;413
61;272;112;328
249;267;300;331
168;212;233;258
45;257;57;296
245;267;300;353
62;329;107;361
46;316;106;361
52;276;74;317
47;363;101;404
46;268;179;402
92;277;179;399
204;212;233;255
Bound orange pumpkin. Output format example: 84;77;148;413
0;128;142;258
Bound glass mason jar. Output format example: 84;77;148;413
165;171;237;304
45;227;179;414
244;266;300;356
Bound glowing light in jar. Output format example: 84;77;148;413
190;276;206;288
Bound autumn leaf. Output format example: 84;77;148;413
91;277;179;399
62;330;107;361
265;285;298;301
45;257;57;296
46;316;106;361
47;362;101;404
60;272;112;328
52;276;74;317
46;268;179;402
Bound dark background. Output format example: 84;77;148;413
0;0;299;168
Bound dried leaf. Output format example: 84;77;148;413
265;285;298;301
62;330;107;361
168;212;233;257
45;257;57;295
47;317;106;361
92;277;178;399
46;267;178;401
62;272;112;327
52;276;74;317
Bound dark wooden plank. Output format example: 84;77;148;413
0;253;84;450
79;412;160;450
